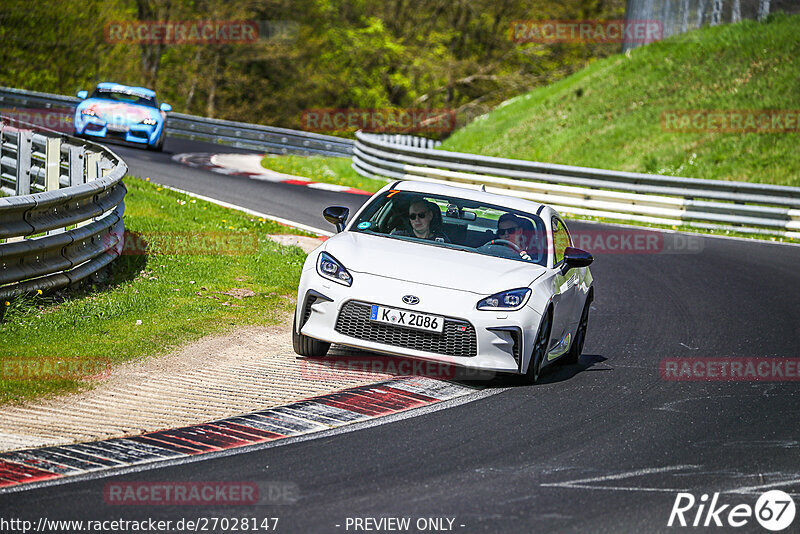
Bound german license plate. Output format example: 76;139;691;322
370;305;444;333
106;124;129;132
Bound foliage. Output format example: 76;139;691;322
0;0;625;130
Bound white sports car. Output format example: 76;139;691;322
293;181;594;383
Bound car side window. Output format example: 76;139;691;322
552;217;571;266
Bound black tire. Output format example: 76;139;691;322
292;314;330;358
523;309;552;384
560;294;591;366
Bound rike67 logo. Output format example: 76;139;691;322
669;490;795;531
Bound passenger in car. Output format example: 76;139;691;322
391;199;450;243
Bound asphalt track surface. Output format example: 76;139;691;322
2;136;799;533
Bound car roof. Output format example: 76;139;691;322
95;82;156;98
391;180;546;216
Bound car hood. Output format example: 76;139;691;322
324;232;547;295
77;100;160;125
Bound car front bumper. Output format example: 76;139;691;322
75;118;162;145
296;269;543;374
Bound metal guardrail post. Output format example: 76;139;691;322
86;152;100;182
68;145;85;187
46;137;65;235
15;130;32;196
45;137;60;191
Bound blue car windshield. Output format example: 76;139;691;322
90;89;158;108
351;189;548;266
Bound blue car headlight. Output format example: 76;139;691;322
477;288;531;311
80;109;97;117
317;252;352;286
140;118;158;126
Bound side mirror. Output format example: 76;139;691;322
323;206;349;233
77;90;88;100
160;103;172;112
564;247;593;269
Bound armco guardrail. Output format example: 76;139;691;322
352;131;800;240
167;113;353;157
0;86;353;157
0;118;126;299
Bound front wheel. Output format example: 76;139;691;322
523;310;552;384
292;314;330;358
148;138;164;152
560;295;591;365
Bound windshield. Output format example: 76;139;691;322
351;189;548;266
90;88;158;108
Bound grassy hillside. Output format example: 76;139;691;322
441;14;800;187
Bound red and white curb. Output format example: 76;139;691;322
0;377;477;491
172;152;374;196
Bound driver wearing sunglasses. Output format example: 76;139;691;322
391;199;450;242
497;213;533;260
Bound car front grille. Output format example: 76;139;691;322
106;131;128;140
334;301;477;357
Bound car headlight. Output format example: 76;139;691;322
140;118;158;126
477;288;531;311
317;252;352;286
81;109;97;116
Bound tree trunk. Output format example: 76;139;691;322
758;0;771;21
710;0;723;26
206;49;220;119
731;0;741;23
135;0;169;89
185;48;203;113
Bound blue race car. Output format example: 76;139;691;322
74;83;172;151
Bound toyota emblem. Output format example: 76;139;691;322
402;295;420;305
